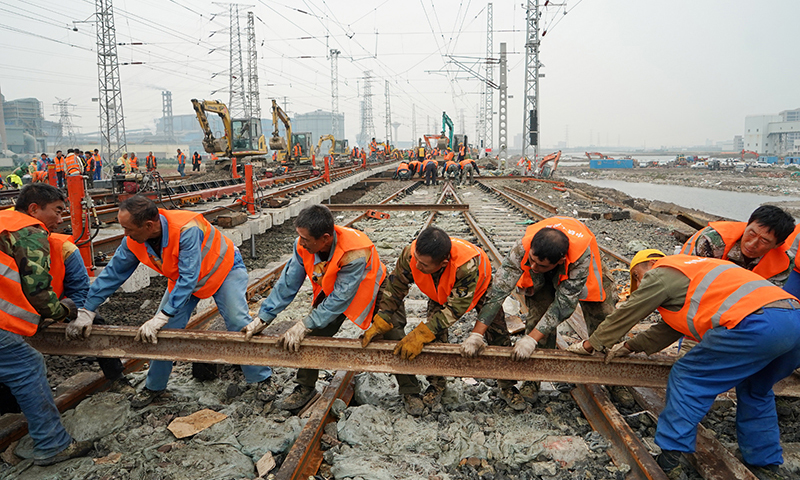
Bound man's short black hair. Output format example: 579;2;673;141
56;150;62;154
415;226;452;263
16;184;65;214
294;204;334;239
531;227;570;264
748;205;795;244
119;195;160;226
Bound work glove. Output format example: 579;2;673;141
242;317;271;341
566;340;593;356
360;314;393;348
511;335;537;361
134;311;171;344
393;322;436;361
65;308;96;340
60;297;78;321
278;319;312;353
459;332;487;358
604;342;633;364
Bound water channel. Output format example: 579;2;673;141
566;177;800;221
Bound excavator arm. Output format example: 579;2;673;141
439;112;454;150
191;99;232;157
270;99;292;155
537;150;561;178
316;134;335;156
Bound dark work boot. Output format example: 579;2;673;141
421;384;445;407
499;386;527;411
278;384;317;411
130;387;165;408
34;440;93;466
656;450;684;479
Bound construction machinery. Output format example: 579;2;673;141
438;112;454;150
315;135;349;159
268;99;314;164
585;152;611;160
191;99;268;171
536;150;561;178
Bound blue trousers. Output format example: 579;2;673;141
0;329;72;460
145;265;272;391
656;307;800;466
782;269;800;298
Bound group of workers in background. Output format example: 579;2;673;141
2;174;800;478
4;149;102;191
394;144;480;186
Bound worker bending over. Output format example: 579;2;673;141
394;161;412;180
460;158;479;185
444;158;461;183
361;226;514;415
70;195;275;408
422;156;438;186
568;250;800;480
245;205;393;411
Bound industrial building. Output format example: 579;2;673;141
0;92;61;155
744;108;800;155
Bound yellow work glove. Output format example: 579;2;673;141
393;322;436;361
360;314;393;348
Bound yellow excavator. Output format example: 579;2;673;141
315;134;350;159
191;99;268;171
269;99;313;163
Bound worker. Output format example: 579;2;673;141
145;152;157;172
0;184;92;466
444;158;461;183
71;195;275;408
128;153;138;173
271;151;278;162
422;155;438;186
292;143;302;160
394;161;412;180
6;172;22;189
352;146;359;160
116;152;130;174
243;205;388;411
460;157;479;185
369;138;377;159
568;250;800;479
37;153;49;172
92;149;103;181
32;170;48;183
27;159;37;176
681;205;795;286
176;149;186;177
465;216;617;403
83;150;94;189
443;148;455;163
53;150;66;188
361;226;513;414
457;143;467;162
408;159;421;177
192;152;202;172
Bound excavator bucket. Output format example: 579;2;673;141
436;137;448;150
269;135;287;151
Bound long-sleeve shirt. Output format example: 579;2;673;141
62;241;90;309
376;244;480;335
84;215;244;316
477;238;590;336
257;234;368;330
0;225;66;320
587;267;689;355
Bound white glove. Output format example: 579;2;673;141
604;342;633;364
242;317;269;341
511;335;538;361
65;308;96;340
566;340;593;356
278;319;312;353
460;332;487;358
134;311;171;344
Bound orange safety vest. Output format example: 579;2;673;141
397;162;409;172
785;225;800;271
64;153;82;175
408;160;421;172
681;221;791;280
459;145;466;156
409;237;491;313
54;155;65;173
293;144;302;157
297;226;387;329
126;209;234;299
177;152;186;165
460;159;473;169
48;233;74;299
516;217;606;302
444;151;455;162
0;211;49;336
445;160;460;171
423;159;437;171
654;255;795;341
146;155;156;169
32;171;48;183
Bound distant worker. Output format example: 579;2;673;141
417;144;426;160
443;148;455;163
244;205;388;411
292;143;302;160
84;150;94;189
54;150;66;188
568;251;800;480
37;153;49;172
129;153;139;173
93;149;102;181
145;152;157;172
176;149;186;177
460;157;479;185
192;152;202;172
271;151;278;162
681;205;795;286
408;158;422;177
73;195;276;408
394;161;411;180
422;155;438;186
444;158;460;183
457;143;467;162
369;138;378;159
116;152;130;174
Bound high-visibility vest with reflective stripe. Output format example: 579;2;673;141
681;221;791;281
54;155;65;172
177;153;186;165
48;233;75;298
445;160;460;171
146;155;156;169
423;159;437;171
126;209;235;299
293;144;302;157
396;162;409;172
64;153;82;175
654;255;795;341
297;225;387;329
781;224;800;272
129;156;138;169
410;237;491;313
516;216;606;302
460;159;473;169
408;160;421;172
0;211;48;336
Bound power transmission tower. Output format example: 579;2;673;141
161;91;175;143
96;0;127;164
227;4;247;118
498;42;508;165
246;11;261;120
330;49;340;138
484;3;494;151
358;71;375;146
53;98;79;150
522;0;541;160
411;103;416;146
384;80;392;146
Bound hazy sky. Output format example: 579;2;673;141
2;0;799;150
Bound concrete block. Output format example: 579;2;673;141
235;223;251;241
222;227;243;247
250;215;270;235
268;208;286;225
120;263;152;293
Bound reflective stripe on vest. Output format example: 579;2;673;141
48;233;73;298
64;153;82;175
516;216;605;302
410;237;491;313
177;153;186;165
0;211;47;335
655;255;795;341
681;221;791;281
297;225;387;329
125;209;235;299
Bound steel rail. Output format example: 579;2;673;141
503;185;558;214
326;203;469;212
448;187;504;265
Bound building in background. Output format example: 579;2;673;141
1;95;59;155
744;108;800;155
291;110;345;147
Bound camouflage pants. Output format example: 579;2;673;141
460;164;474;185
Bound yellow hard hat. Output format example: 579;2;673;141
629;249;665;293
